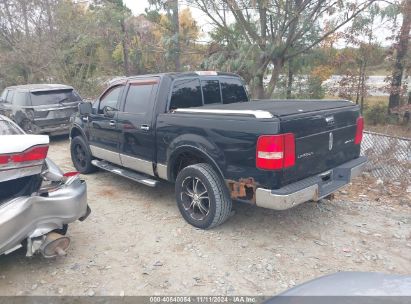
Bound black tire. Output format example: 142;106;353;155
70;136;96;174
175;163;232;229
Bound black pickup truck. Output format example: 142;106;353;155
69;71;367;229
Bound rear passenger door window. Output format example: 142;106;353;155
221;78;248;104
169;78;202;109
202;80;222;105
124;83;154;114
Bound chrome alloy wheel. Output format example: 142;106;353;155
180;176;210;221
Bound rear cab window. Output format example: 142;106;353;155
168;76;249;110
202;80;221;105
221;78;248;104
30;89;81;106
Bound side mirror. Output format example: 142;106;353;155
78;102;92;116
103;106;117;118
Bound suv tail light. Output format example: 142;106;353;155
0;145;49;167
354;116;364;145
256;134;295;170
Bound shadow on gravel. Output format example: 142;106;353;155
49;134;70;142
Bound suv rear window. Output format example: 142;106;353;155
221;78;248;104
0;120;23;135
170;79;202;109
30;89;81;106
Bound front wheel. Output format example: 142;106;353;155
175;163;232;229
70;136;96;174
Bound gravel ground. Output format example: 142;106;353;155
0;137;410;296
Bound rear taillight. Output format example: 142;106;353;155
256;134;295;170
63;171;79;177
0;145;49;167
354;116;364;145
0;155;9;164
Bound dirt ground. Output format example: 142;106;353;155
0;137;410;296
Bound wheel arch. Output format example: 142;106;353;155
70;124;87;140
167;145;225;183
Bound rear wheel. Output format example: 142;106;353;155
70;136;96;174
175;163;232;229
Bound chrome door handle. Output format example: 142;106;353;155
140;125;150;131
109;120;116;127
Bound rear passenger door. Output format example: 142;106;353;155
117;78;159;176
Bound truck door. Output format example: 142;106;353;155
117;78;159;176
88;84;125;165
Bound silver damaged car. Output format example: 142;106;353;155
0;114;90;257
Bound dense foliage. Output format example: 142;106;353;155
0;0;410;115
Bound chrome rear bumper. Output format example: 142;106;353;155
0;177;88;255
255;156;367;211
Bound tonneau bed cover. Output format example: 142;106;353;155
200;99;355;117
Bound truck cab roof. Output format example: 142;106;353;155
111;71;242;84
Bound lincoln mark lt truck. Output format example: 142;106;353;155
69;71;367;229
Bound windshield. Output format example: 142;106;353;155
0;119;23;135
30;89;81;106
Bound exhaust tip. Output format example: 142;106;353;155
40;232;70;258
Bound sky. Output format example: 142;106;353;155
123;0;150;15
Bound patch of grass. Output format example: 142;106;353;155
366;124;411;138
325;95;388;107
324;95;410;137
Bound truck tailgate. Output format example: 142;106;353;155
200;99;361;187
279;105;361;185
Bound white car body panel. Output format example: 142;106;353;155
0;115;49;182
0;135;49;154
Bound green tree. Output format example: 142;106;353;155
147;0;181;71
388;0;411;112
189;0;378;98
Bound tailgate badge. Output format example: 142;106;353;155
329;132;334;150
325;115;335;126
